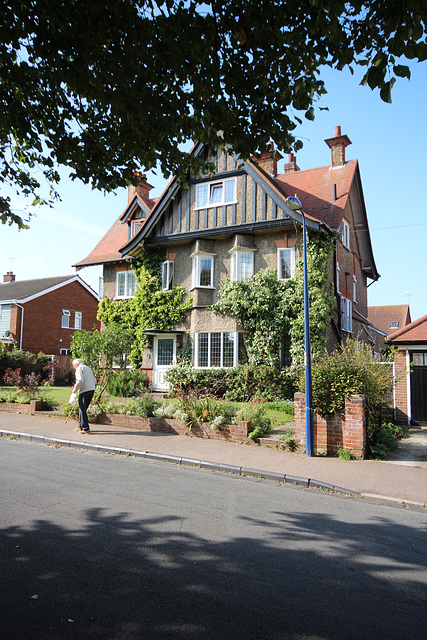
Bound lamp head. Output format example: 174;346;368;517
286;195;303;211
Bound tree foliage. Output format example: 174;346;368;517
2;1;426;226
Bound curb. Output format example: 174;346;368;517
2;429;425;509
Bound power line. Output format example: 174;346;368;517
371;222;427;231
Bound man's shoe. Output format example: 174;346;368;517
74;427;83;433
83;429;91;434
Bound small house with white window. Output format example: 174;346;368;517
0;272;100;355
75;128;378;390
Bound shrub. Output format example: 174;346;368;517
303;340;394;440
237;404;272;439
127;393;160;418
165;362;296;402
106;369;149;397
369;422;404;459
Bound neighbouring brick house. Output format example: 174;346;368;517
386;315;427;426
368;304;412;356
0;272;100;355
75;127;379;391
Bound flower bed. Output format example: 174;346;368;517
97;412;252;442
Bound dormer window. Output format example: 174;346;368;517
390;320;399;329
131;220;143;237
196;178;236;209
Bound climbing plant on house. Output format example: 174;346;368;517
212;231;336;369
98;247;192;366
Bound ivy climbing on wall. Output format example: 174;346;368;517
98;247;192;367
212;231;336;369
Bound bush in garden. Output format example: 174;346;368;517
106;369;149;397
165;362;296;401
302;340;394;446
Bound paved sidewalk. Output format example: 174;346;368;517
0;411;426;507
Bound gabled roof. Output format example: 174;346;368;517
0;275;97;303
387;314;427;344
368;305;412;336
73;217;130;269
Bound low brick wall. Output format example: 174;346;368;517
0;399;42;414
97;413;252;443
294;393;366;459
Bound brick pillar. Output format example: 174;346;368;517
343;395;366;459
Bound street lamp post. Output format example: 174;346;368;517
286;195;314;457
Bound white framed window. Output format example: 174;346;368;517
61;309;70;328
131;220;143;237
192;254;214;288
336;259;341;293
341;296;352;333
99;276;104;300
74;311;82;329
60;348;72;355
277;247;295;280
161;260;174;290
196;178;236;209
353;273;357;303
341;219;350;249
230;250;255;281
116;270;137;298
195;331;237;368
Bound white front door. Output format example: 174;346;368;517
152;335;176;391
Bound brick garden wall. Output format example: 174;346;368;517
294;392;366;459
97;413;252;443
393;349;409;425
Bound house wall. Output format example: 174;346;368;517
393;348;410;425
17;281;100;355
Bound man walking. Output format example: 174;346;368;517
72;359;96;433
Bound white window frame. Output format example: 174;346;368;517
336;259;341;294
161;260;174;291
277;247;296;280
342;219;350;249
131;220;143;237
74;311;82;329
194;331;238;368
61;309;71;329
195;177;236;209
341;296;353;333
230;249;255;281
352;273;357;303
116;270;137;298
191;254;215;289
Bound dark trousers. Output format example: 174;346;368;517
78;390;94;430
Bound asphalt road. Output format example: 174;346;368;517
1;438;426;640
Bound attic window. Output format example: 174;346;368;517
196;178;236;209
131;220;143;237
390;321;399;328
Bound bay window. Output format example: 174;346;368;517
192;254;214;288
230;250;255;281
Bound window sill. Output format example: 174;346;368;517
190;286;216;291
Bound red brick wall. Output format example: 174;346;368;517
393;349;409;425
294;392;366;458
18;281;100;355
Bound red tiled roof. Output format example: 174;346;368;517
368;305;411;335
387;314;427;343
275;160;358;230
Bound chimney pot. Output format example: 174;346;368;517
334;125;342;138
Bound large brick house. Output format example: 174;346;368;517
0;273;100;355
75;127;379;390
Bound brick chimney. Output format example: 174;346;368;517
257;142;283;177
128;172;154;204
3;271;16;283
325;126;352;168
284;153;300;173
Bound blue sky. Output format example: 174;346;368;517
1;61;426;323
